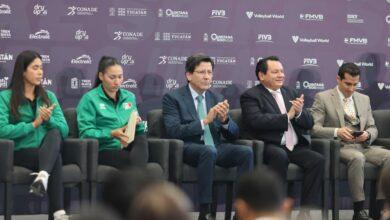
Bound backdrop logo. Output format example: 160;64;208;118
70;77;92;89
109;7;147;17
158;9;189;18
158;56;187;65
385;61;390;68
388;38;390;46
245;11;284;20
212;80;233;88
297;81;325;90
210;56;236;65
204;33;234;43
41;55;50;64
29;29;50;40
256;34;273;43
299;13;324;21
166;78;179;90
0;53;13;63
377;82;390;90
0;29;11;39
33;4;47;16
0;4;11;14
121;54;135;65
155;32;192;41
386;15;390;24
250;57;263;66
344;37;368;45
121;79;137;89
302;58;319;67
210;10;227;19
246;80;260;88
67;6;98;16
71;54;92;64
41;77;53;87
291;35;329;44
75;29;89;41
113;31;143;41
337;59;344;67
347;14;364;23
0;77;9;88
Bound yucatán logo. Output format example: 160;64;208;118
0;53;13;63
203;33;234;43
210;10;227;19
0;4;11;14
245;11;284;20
302;58;318;67
299;13;324;21
33;4;47;16
210;56;236;65
347;14;364;23
256;34;273;43
0;29;11;39
29;29;50;40
71;54;92;64
155;32;192;41
121;79;137;89
291;35;329;44
109;8;147;17
75;29;89;41
166;78;179;90
158;9;189;18
113;31;143;41
158;56;187;65
67;6;98;16
0;77;9;88
344;37;368;45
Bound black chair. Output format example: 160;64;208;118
0;137;88;220
147;109;264;220
229;108;330;220
63;108;170;204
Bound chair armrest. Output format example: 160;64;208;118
62;138;88;179
166;139;184;183
148;138;170;180
234;139;264;168
311;138;331;179
0;139;14;182
373;138;390;149
85;139;99;182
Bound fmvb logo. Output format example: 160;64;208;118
204;33;234;43
121;54;135;65
67;6;98;16
0;53;13;63
75;29;89;41
347;14;364;23
0;29;11;39
71;54;92;64
121;79;137;89
245;11;284;20
0;77;9;88
299;13;324;21
256;34;273;43
210;10;227;19
29;29;50;40
166;78;179;90
0;4;11;14
302;58;318;67
158;56;187;65
344;37;368;45
113;31;143;41
158;9;189;18
33;4;47;16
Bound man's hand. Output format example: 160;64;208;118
203;107;218;125
287;106;296;120
337;127;354;141
355;131;370;143
215;100;229;123
290;94;304;116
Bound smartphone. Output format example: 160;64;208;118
352;131;364;137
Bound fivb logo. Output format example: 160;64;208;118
67;6;98;16
33;4;47;16
204;33;234;43
0;4;11;14
344;37;368;45
0;53;13;63
299;13;324;21
302;58;318;67
75;29;89;41
158;9;189;18
29;29;50;40
0;29;11;39
113;31;143;41
121;54;135;65
256;34;273;43
0;77;9;88
210;10;227;19
71;54;92;64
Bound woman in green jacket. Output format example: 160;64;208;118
0;50;69;220
77;56;148;169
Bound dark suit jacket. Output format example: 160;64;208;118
162;85;239;146
240;84;313;147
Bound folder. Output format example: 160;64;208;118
124;111;138;144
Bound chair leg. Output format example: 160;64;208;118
369;181;377;219
4;182;12;220
322;179;329;220
80;181;88;209
225;182;233;220
332;179;339;220
211;183;218;217
90;182;97;205
64;187;71;210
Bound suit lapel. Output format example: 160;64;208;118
258;84;281;114
182;85;198;120
331;87;345;127
205;91;214;112
281;87;292;112
352;93;365;130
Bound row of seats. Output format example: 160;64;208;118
1;108;389;220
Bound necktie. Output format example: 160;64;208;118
271;91;295;151
196;95;215;147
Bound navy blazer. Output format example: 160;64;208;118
162;85;239;146
240;84;314;147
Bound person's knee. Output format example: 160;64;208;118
200;146;217;161
349;153;366;167
267;147;289;164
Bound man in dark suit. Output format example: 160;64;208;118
240;56;324;219
162;54;253;220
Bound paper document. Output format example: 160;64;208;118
124;111;138;144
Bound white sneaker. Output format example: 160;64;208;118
54;210;69;220
29;171;49;197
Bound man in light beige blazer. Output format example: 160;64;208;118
311;62;390;220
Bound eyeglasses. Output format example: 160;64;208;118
193;70;213;76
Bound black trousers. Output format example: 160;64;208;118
264;143;325;206
14;129;64;212
98;134;148;169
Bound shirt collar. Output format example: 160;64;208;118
336;86;353;102
264;86;281;95
188;84;206;101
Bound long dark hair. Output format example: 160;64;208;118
93;56;121;88
9;50;50;119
